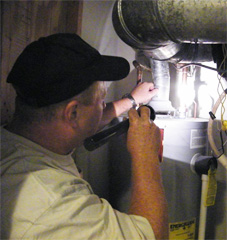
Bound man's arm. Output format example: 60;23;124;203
127;106;169;240
100;82;158;128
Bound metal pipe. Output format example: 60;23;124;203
112;0;226;62
133;60;143;84
133;60;153;84
113;0;226;46
148;59;174;113
198;174;208;240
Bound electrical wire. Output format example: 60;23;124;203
214;45;227;161
216;45;227;130
219;130;225;156
208;90;227;169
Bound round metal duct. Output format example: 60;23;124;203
112;0;226;63
113;0;226;46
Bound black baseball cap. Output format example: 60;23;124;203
7;33;130;107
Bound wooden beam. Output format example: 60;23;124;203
1;0;83;125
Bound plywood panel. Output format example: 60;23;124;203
1;0;83;125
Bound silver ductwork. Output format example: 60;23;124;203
113;0;227;113
112;0;227;65
149;59;174;113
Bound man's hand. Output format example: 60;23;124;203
100;82;158;130
131;82;158;105
127;106;161;164
127;105;169;240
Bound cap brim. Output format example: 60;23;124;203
80;55;130;82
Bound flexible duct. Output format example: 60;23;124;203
149;59;174;113
112;0;226;64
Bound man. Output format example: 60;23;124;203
1;33;168;239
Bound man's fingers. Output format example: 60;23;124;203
149;88;159;98
128;108;139;124
138;106;151;121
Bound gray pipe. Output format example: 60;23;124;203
112;0;226;62
112;0;227;112
149;59;175;113
113;0;226;45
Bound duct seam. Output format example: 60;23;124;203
153;0;179;44
117;0;143;46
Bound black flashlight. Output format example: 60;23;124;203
84;106;155;151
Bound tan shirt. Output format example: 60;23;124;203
1;127;155;239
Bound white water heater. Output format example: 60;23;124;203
109;118;208;240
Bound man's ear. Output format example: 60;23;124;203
63;100;78;128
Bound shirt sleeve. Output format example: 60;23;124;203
23;192;156;240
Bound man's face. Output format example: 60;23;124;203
76;82;107;140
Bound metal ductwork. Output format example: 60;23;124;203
112;0;227;76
